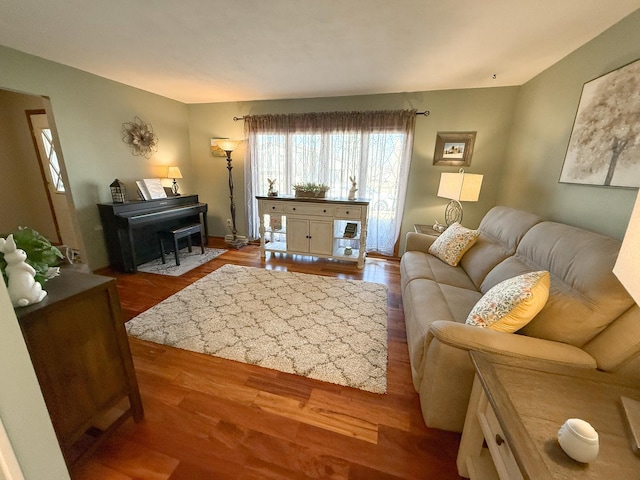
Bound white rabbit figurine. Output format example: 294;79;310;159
267;178;278;196
348;176;358;200
0;234;47;307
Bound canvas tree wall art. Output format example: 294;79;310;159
560;58;640;187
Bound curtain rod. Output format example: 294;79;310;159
232;110;430;121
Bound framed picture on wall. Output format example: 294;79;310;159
560;57;640;187
433;131;476;166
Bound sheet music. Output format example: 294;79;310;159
142;178;167;199
136;180;151;200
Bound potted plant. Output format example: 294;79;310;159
292;182;330;198
1;227;64;287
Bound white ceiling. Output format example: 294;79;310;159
1;1;639;104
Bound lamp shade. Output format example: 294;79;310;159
167;166;183;179
614;191;640;305
437;170;483;202
212;139;241;152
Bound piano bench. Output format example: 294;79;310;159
159;223;204;266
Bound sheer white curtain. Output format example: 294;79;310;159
244;110;416;255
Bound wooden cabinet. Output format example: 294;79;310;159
14;271;143;467
257;196;369;268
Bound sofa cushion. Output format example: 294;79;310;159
481;222;634;347
583;305;640;371
428;222;479;266
460;206;541;288
400;251;478;293
402;278;482;387
466;271;550;332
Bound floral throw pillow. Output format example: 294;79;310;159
466;271;551;333
428;222;480;266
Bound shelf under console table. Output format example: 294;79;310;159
256;195;370;268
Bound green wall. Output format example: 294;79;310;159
1;9;639;477
500;9;640;240
0;48;193;476
0;45;193;271
4;5;639;267
188;87;520;253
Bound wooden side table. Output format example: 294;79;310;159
457;351;640;479
413;224;443;237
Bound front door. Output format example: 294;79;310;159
28;112;79;252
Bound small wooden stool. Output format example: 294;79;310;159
159;223;204;266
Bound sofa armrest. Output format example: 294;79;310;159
418;320;597;432
405;232;437;253
428;321;597;368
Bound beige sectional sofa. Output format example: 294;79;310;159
400;206;640;432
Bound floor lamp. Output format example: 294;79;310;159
212;139;247;248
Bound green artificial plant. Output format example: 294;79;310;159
292;182;330;196
0;227;64;286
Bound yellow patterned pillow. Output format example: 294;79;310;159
466;271;550;333
428;222;480;266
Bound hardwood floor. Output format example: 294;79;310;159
74;241;462;479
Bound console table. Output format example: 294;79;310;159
457;351;640;479
15;271;144;467
256;196;369;268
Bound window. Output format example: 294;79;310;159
41;128;65;193
245;110;415;255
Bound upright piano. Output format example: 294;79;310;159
98;194;208;273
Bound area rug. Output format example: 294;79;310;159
126;264;388;393
136;247;227;276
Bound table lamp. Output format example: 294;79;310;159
437;168;483;225
167;166;183;195
613;190;640;455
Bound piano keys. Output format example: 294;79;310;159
98;194;208;272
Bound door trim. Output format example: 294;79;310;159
25;109;62;245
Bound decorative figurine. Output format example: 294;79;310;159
433;221;447;233
0;234;47;307
348;176;358;200
110;178;127;203
267;178;278;197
